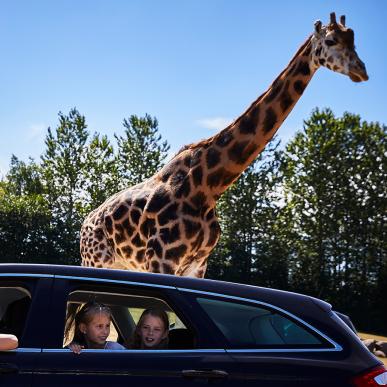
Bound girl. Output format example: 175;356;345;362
129;308;169;349
67;301;125;354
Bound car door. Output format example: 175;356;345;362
33;275;237;387
181;290;349;387
0;274;53;387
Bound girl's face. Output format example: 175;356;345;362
139;315;167;349
80;312;111;349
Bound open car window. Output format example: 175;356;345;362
196;297;333;349
63;290;195;350
0;287;31;345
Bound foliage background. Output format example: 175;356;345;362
0;107;386;334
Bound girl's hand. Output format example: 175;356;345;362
69;342;84;354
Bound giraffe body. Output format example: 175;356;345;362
81;13;368;277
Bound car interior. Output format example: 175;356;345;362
63;290;197;350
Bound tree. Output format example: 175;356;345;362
41;108;89;264
115;114;170;188
207;139;289;289
0;158;55;263
280;108;386;332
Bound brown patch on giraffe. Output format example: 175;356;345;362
182;201;201;217
280;87;294;112
228;140;248;163
147;187;170;213
160;224;180;244
190;191;206;209
136;249;146;262
134;197;147;211
162;263;174;274
165;244;187;263
158;203;179;226
266;79;284;103
151;260;160;272
293;80;306;95
183;218;201;239
121;246;133;257
206;148;221;169
174;174;191;198
132;233;145;247
94;228;104;241
238;106;260;135
191;166;203;187
122;219;135;237
105;216;113;234
130;209;141;225
115;231;125;245
262;108;277;134
207;221;221;247
293;61;310;76
148;238;163;258
190;149;202;167
215;129;234;147
140;218;156;237
113;204;128;221
191;230;204;251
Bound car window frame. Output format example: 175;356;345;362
177;287;343;353
47;275;212;351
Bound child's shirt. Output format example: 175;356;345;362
104;341;125;350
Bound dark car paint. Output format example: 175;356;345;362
0;264;382;386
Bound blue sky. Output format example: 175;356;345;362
1;1;386;176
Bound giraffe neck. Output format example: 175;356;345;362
197;36;316;199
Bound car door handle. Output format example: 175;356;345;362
182;369;228;380
0;363;19;374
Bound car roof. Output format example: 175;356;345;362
0;263;331;316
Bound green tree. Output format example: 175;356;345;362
41;108;89;264
0;158;56;263
280;108;386;332
115;114;170;188
208;139;289;289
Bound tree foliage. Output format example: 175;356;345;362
0;107;385;333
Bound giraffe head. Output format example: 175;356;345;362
311;12;368;82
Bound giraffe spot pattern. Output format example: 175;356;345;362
165;244;187;263
266;79;284;103
263;108;277;134
192;166;203;187
130;209;141;225
206;148;221;169
158;203;179;226
239;106;260;135
293;80;306;95
147;187;170;213
228;141;249;163
113;204;128;221
160;224;180;244
215;130;233;147
294;61;310;76
183;218;201;239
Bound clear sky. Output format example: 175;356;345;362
1;0;386;176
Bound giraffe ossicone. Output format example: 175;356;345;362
80;13;368;278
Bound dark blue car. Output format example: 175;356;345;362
0;264;386;386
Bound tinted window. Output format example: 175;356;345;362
197;297;327;349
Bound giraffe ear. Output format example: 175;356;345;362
314;20;322;33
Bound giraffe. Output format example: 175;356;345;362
80;13;368;278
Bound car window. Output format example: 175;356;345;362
0;287;31;341
63;290;194;350
196;297;329;349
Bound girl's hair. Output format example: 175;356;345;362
128;308;169;349
65;301;112;348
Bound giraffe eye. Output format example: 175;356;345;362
325;39;337;47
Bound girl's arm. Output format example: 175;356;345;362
0;334;18;350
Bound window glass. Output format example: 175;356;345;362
197;297;327;349
0;287;31;340
63;290;193;350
